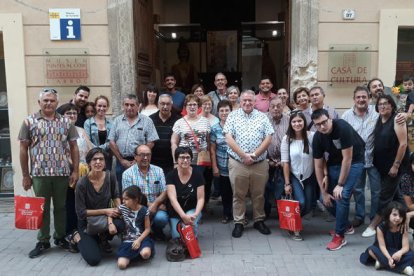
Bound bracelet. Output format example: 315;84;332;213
108;222;113;225
337;182;344;187
394;160;401;165
284;183;291;187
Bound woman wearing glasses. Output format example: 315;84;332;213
281;110;317;241
58;103;94;252
362;94;409;238
166;147;205;239
171;94;211;175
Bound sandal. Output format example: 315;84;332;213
67;230;80;253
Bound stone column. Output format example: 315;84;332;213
107;0;137;115
290;0;319;92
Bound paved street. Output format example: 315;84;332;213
0;197;394;275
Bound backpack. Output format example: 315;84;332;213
166;238;186;262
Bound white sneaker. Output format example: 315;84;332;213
362;226;376;237
374;260;381;270
403;266;414;276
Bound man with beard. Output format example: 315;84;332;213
109;94;159;192
207;72;228;116
122;145;168;240
164;73;185;113
150;94;181;175
57;86;90;127
254;76;277;113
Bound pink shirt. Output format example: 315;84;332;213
254;92;277;112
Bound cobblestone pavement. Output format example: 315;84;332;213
0;198;394;275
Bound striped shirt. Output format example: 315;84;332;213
122;164;166;202
210;122;229;176
341;105;379;167
108;113;159;158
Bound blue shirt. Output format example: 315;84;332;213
122;164;166;202
169;90;186;111
210;122;229;176
84;116;113;151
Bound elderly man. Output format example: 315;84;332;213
341;86;380;228
312;109;365;251
122;145;168;240
57;85;90;127
164;73;186;112
254;76;277;113
264;97;290;217
109;94;159;192
150;94;181;175
303;86;338;131
207;72;228;116
224;89;274;238
19;88;80;258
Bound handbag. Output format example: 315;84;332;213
183;118;211;167
276;197;302;232
86;215;108;235
15;194;45;230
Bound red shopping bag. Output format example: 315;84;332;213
15;195;45;230
276;198;302;231
177;222;201;259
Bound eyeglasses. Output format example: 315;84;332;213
64;112;78;116
136;153;151;158
187;103;198;107
91;157;104;162
377;102;390;107
314;118;329;128
159;102;171;106
290;110;302;116
41;88;58;94
178;156;191;160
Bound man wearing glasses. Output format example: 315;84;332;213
19;88;80;258
122;145;168;240
311;108;364;251
150;94;181;175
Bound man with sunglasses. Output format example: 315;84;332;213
57;85;90;128
122;145;168;240
311;108;365;251
19;88;80;258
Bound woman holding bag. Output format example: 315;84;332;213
74;148;123;266
167;147;205;239
171;94;211;175
280;111;318;241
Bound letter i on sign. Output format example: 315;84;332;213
66;20;75;39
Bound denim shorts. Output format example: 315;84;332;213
117;236;154;260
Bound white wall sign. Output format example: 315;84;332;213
49;9;81;40
342;9;356;20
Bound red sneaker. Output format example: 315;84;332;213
327;234;347;251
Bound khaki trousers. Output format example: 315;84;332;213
228;158;269;224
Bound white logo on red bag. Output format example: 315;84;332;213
282;206;292;218
25;203;30;209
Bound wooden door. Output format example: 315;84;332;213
133;0;154;101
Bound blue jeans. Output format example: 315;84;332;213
290;173;318;216
265;167;285;216
152;210;169;235
116;159;127;194
353;166;381;221
325;163;364;236
169;209;202;239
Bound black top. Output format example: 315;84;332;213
312;119;365;166
150;111;181;172
166;168;204;218
75;171;119;220
98;130;107;145
56;100;87;128
373;113;409;176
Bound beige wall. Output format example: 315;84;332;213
317;0;414;112
0;1;112;195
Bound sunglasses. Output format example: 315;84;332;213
290;110;303;116
41;88;58;94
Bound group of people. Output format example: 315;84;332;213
18;73;414;274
